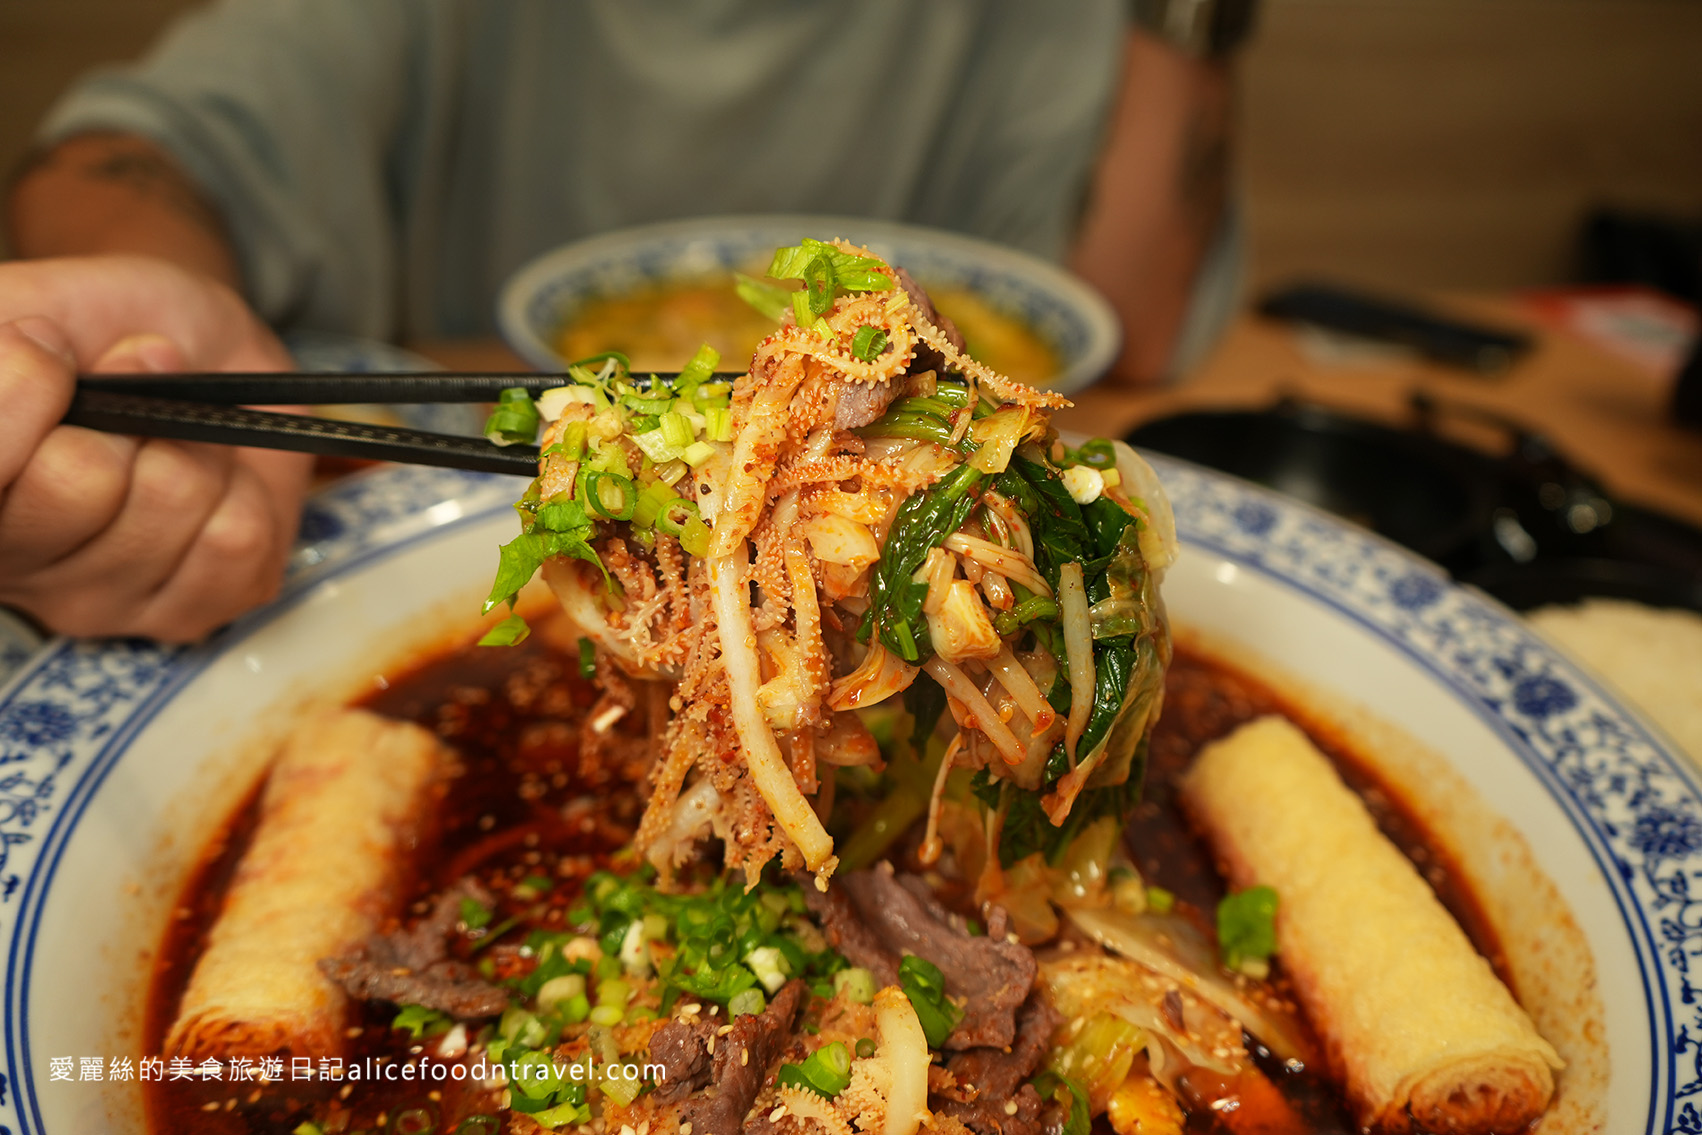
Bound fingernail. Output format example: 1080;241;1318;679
92;333;184;375
4;316;77;367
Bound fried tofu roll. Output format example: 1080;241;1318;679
166;709;450;1060
1180;716;1562;1134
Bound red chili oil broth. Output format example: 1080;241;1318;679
142;637;1509;1134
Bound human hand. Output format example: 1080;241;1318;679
0;256;312;642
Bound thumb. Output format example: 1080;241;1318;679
90;333;187;374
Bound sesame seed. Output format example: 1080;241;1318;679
1004;1102;1019;1116
681;1124;694;1135
718;1024;735;1036
741;1048;749;1066
621;1125;637;1135
707;1037;716;1054
770;1107;789;1122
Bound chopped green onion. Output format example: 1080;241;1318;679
632;480;680;530
1065;438;1118;470
478;613;530;647
632;427;682;463
682;440;717;467
588;1004;624;1027
897;955;962;1047
537;973;587;1013
483;387;541;446
728;988;767;1018
389;1107;438;1135
654;457;689;486
577;637;597;679
803;255;837;316
293;1124;326;1135
855;1037;876;1059
584;470;638;520
560;992;591;1024
832;966;875;1005
569;350;630;373
777;1041;851;1098
392;1003;452;1039
851;325;889;361
659;411;695;450
598;1065;645;1107
460;897;493;930
543;419;588;460
678;343;721;389
1217;885;1279;971
596;977;631;1006
678;515;711;557
500;1006;548;1048
704;406;734;442
655;499;701;540
745;945;790;993
791;289;813;328
453;1115;502;1135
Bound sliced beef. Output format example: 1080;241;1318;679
944;993;1062;1100
894;267;968;367
831;381;900;431
935;1083;1047;1135
934;994;1062;1135
798;877;900;987
646;1014;718;1102
678;979;809;1135
838;863;1035;1050
318;878;508;1019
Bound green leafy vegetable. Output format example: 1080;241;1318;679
897;955;962;1047
478;613;531;647
736;272;793;321
1217;885;1279;970
460;896;493;930
1031;1071;1091;1135
767;239;897;296
859;463;984;661
577;636;597;679
778;1041;852;1098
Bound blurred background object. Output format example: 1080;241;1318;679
4;0;1699;296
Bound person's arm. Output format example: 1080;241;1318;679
1070;29;1234;386
6;131;241;287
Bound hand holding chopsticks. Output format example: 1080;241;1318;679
64;371;737;476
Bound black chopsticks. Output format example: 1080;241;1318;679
63;371;738;475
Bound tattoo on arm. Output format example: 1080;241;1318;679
1179;79;1232;232
15;134;228;239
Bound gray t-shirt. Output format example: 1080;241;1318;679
42;0;1126;341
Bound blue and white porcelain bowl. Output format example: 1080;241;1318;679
2;454;1690;1132
497;215;1121;395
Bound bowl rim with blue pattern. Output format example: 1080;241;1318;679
496;214;1121;395
0;454;1684;1132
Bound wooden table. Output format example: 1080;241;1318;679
414;299;1702;529
1058;298;1702;530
